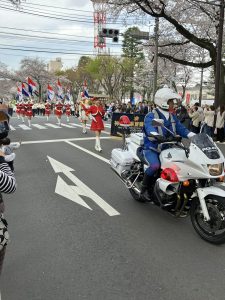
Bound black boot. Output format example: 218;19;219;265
139;173;154;202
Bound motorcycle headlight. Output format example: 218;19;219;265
207;163;223;176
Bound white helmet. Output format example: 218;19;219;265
154;86;181;110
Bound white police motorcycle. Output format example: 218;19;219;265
110;119;225;244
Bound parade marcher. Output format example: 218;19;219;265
32;102;37;117
86;98;105;152
79;98;90;134
45;101;51;121
55;100;63;126
65;100;71;122
15;102;21;119
20;100;26;123
141;86;195;201
26;100;33;127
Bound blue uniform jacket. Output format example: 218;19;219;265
143;109;190;150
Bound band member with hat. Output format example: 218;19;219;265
45;101;51;121
79;98;90;134
65;100;71;122
25;100;33;127
55;100;63;126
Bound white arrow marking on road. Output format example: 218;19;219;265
55;176;92;210
48;156;120;216
10;125;16;131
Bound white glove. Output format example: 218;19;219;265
90;115;97;122
4;153;16;162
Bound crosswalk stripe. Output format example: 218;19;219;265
60;123;74;128
45;123;61;128
69;123;81;128
10;125;16;131
32;124;47;129
18;124;32;130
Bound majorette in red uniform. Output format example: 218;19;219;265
16;102;21;119
20;101;26;122
64;101;71;122
45;101;51;121
86;99;105;152
55;101;63;125
26;100;33;127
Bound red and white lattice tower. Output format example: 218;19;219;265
91;0;107;53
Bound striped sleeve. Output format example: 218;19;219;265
0;158;16;194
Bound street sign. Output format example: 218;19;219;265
130;31;149;40
48;156;120;217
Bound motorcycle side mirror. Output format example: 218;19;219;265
152;119;164;127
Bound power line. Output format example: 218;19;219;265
0;4;136;25
0;3;144;25
13;0;94;13
0;31;121;46
0;31;123;46
0;43;122;55
0;26;96;39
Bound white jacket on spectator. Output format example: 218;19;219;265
204;109;215;127
216;111;225;129
189;110;201;127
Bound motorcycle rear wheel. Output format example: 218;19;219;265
190;196;225;244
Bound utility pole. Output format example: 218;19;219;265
199;67;204;106
152;17;159;101
214;0;224;108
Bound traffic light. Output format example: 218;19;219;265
99;28;119;42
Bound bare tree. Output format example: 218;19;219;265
106;0;224;104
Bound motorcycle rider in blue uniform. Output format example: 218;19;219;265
140;86;195;201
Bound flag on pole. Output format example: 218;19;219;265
47;84;55;101
56;79;64;100
16;85;23;102
28;77;38;96
82;79;89;98
65;87;73;102
22;83;30;98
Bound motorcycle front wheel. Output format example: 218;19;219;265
190;196;225;244
129;187;146;202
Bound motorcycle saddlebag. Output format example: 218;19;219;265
110;148;134;175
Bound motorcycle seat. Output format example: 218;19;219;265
136;146;148;164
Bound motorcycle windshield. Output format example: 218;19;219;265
191;133;220;159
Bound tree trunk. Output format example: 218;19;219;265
220;65;225;107
38;84;42;103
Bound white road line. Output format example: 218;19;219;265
18;124;32;130
32;124;47;129
60;123;74;128
69;123;110;135
21;136;111;144
10;125;16;131
65;141;110;164
45;123;61;128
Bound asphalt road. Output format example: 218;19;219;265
1;114;225;300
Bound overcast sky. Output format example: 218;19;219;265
0;0;149;71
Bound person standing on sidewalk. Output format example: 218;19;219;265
215;106;225;142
